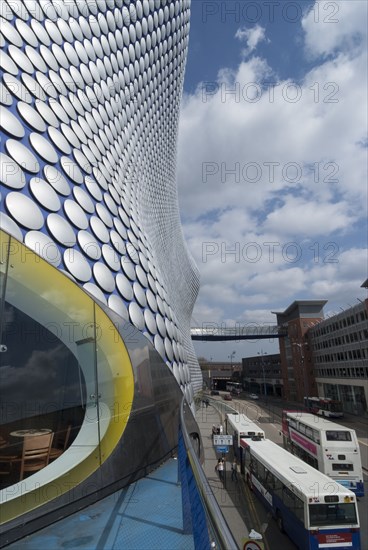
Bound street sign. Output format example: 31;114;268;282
216;445;229;453
242;530;264;550
213;435;233;446
242;540;264;550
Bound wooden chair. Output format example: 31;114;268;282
49;425;72;461
19;433;54;481
0;442;21;476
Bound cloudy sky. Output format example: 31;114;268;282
177;0;367;361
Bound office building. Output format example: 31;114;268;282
273;299;368;415
241;353;283;397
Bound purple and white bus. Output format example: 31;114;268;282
282;411;364;497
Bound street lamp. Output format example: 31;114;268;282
228;351;236;370
257;351;267;397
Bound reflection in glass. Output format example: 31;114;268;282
0;292;86;488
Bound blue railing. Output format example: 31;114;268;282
179;398;238;550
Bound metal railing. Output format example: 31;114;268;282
180;398;238;550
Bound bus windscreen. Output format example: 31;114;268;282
309;503;357;527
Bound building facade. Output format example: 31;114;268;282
241;353;283;397
273;299;368;416
308;300;368;416
273;301;326;403
0;0;201;544
198;359;242;390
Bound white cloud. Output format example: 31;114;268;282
262;196;355;236
178;0;368;330
235;25;269;58
302;0;367;59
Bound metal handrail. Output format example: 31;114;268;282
180;398;238;550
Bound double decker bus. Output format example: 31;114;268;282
282;412;364;497
225;381;242;395
225;413;265;448
304;397;343;418
240;437;361;550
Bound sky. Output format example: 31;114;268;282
177;0;368;361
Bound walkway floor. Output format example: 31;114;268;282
195;401;260;549
8;459;195;550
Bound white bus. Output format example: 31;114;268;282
225;413;265;448
282;411;364;497
240;437;361;550
304;397;343;418
225;381;242;395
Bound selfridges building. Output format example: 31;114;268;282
0;0;201;544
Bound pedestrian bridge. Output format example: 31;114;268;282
190;325;287;341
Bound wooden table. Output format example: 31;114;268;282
10;429;52;438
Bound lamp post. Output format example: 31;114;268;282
257;351;267;397
228;351;236;373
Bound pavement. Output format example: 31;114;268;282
195;400;265;550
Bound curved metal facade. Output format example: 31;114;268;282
0;0;201;400
0;231;203;547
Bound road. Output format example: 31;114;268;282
210;393;368;550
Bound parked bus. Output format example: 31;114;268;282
240;437;361;550
282;411;364;497
225;413;265;448
226;381;242;395
304;396;343;418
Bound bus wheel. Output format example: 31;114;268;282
276;512;285;533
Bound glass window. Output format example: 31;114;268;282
332;464;354;471
305;427;313;440
0;232;134;524
0;233;97;491
326;431;352;441
309;503;357;527
282;486;305;523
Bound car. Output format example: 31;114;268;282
249;393;259;400
223;394;232;401
210;390;219;395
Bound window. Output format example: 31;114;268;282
0;232;134;521
282;486;305;523
309;503;357;527
305;427;313;440
326;431;352;441
332;464;354;471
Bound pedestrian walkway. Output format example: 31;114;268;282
195;402;257;549
7;459;195;550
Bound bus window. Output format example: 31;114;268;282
298;423;306;435
309;503;357;527
305;427;313;440
265;470;275;490
332;464;354;471
326;431;352;441
282;487;304;523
